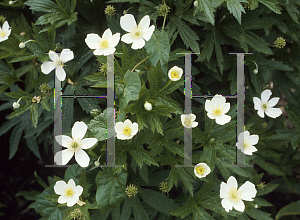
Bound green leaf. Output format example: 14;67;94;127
138;163;149;184
226;0;247;25
257;183;279;196
246;208;273;220
193;205;215;220
170;199;194;218
275;200;300;220
131;195;149;220
254;157;285;176
128;146;159;168
122;70;141;107
145;30;170;67
167;166;178;191
138;188;179;215
64;164;83;182
95;168;127;213
177;167;195;196
258;0;282;14
196;0;215;25
30;103;39;128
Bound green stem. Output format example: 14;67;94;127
194;143;204;150
162;13;167;30
206;120;214;141
131;56;149;72
153;80;172;99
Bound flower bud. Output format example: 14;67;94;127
144;101;152;111
254;204;258;208
13;102;20;108
253;69;258;74
194;1;198;7
19;42;25;49
9;1;14;5
94;161;100;166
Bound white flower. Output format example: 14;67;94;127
41;49;74;81
85;28;120;56
220;176;257;212
0;21;11;42
236;131;259;155
120;14;155;50
54;179;83;207
194;163;210;178
205;95;231;125
115;119;138;140
253;89;282;118
168;66;183;81
181;113;198;128
144;101;152;111
54;121;97;167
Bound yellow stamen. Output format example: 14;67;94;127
0;31;6;37
244;140;250;149
64;187;74;197
229;188;241;202
196;166;205;175
212;106;223;116
171;71;179;78
99;39;109;49
131;26;143;39
123;126;131;135
184;118;192;126
261;103;268;110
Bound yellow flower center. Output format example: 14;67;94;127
99;39;109;49
68;138;81;152
64;187;75;197
196;166;205;175
123;126;131;135
184;118;192;126
131;26;143;39
171;71;179;78
261;102;268;110
212;106;223;116
244;140;250;149
55;59;64;68
0;30;6;37
229;188;241;202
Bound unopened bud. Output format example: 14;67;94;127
194;1;198;7
144;101;152;111
13;102;20;108
254;204;258;208
9;1;14;5
19;42;25;49
94;161;100;166
253;69;258;74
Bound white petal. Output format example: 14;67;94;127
138;15;150;30
85;34;101;49
75;149;90;167
205;100;213;112
0;36;8;42
81;138;97;149
49;51;59;62
55;66;66;81
237;131;245;142
257;109;265;118
93;49;104;56
103;47;116;56
227;176;238;188
68;179;76;188
232;199;245;212
124;119;133;127
2;21;9;31
220;182;230;198
207;112;216;120
236;142;243;151
121;33;134;44
253;97;262;110
120;14;137;32
58;195;68;204
117;133;128;140
239;181;257;201
60;49;74;63
265;107;282;118
223;103;230;114
180;115;185;126
211;95;226;106
221;198;233;212
41;62;55;74
131;123;138;136
109;33;120;47
54;149;74;165
244;145;257;155
54;180;67;195
72;121;87;140
55;135;72;148
261;89;272;102
268;97;280;108
248;135;259;145
191;121;198;128
215;115;231;125
143;25;155;41
74;185;83;197
115;122;125;134
102;28;113;39
67;196;79;207
131;38;145;49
